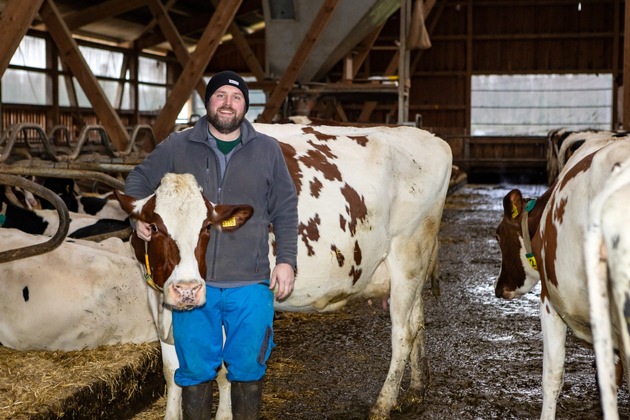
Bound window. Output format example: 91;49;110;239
2;35;49;105
471;74;612;136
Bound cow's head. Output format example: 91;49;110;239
494;188;541;299
115;173;253;311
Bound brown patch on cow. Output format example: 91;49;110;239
299;214;321;256
310;178;323;198
559;151;596;190
540;153;595;289
353;240;362;265
331;245;344;267
555;197;567;225
349;266;362;284
280;142;302;195
302;126;337;141
299;141;342;182
339;215;346;232
348;135;368;147
340;184;368;236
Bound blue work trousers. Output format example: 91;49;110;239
172;283;275;386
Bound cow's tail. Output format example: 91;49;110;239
585;181;618;419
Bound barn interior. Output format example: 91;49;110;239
0;0;624;185
0;0;628;418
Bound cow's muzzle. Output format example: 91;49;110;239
165;280;206;311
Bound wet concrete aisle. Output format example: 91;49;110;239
134;183;628;419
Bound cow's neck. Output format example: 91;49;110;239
528;184;555;250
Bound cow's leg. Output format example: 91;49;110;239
540;299;567;420
215;364;232;420
404;239;437;407
161;341;183;420
370;235;429;419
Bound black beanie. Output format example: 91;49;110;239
204;70;249;111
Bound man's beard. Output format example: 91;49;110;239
207;107;245;135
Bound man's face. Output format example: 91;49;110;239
207;85;246;135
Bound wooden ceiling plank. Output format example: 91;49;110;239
64;0;149;31
359;0;438;122
211;0;264;81
152;0;243;141
39;0;130;150
146;0;206;99
0;0;44;78
135;12;210;50
259;0;342;123
125;0;177;48
226;20;265;81
352;23;386;79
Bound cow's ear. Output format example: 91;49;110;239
113;190;136;215
212;204;254;232
504;189;524;220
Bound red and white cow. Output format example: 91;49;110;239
117;123;452;419
545;128;614;185
495;135;630;419
0;229;158;350
585;158;630;420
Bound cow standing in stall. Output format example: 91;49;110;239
585;159;630;420
495;134;630;419
116;123;452;420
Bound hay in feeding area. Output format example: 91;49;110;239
0;341;163;419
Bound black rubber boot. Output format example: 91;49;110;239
182;381;214;420
231;380;263;420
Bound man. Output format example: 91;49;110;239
124;70;298;419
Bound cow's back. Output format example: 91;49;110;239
254;123;452;312
0;230;157;350
537;137;630;342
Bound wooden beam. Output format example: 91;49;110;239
211;0;264;81
225;20;265;81
40;0;130;150
146;0;206;100
135;12;211;50
258;0;342;123
367;0;443;123
352;23;385;79
63;0;148;31
152;0;242;141
0;0;44;77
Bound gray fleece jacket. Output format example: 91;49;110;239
124;117;298;288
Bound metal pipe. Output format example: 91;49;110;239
0;174;70;263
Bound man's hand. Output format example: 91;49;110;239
270;263;295;300
136;221;152;241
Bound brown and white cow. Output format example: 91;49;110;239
585;158;630;420
0;229;158;350
495;135;630;419
545;128;614;185
117;123;452;419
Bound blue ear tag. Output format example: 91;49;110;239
524;199;536;212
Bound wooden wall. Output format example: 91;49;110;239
327;0;621;181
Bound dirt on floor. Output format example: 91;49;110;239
130;183;629;420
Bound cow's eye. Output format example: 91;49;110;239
150;224;159;233
205;222;212;231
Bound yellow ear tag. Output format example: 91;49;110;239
526;253;538;271
222;216;237;228
511;203;519;219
